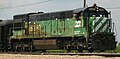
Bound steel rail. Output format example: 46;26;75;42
0;52;120;57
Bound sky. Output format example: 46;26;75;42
0;0;120;42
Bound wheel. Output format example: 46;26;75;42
77;47;83;53
67;49;71;52
88;49;94;53
24;47;31;52
11;48;15;52
32;49;36;52
42;50;46;52
77;49;83;52
2;49;4;52
100;50;105;52
11;46;16;52
31;47;36;52
16;47;20;52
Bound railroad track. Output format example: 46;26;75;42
42;53;120;57
0;52;120;57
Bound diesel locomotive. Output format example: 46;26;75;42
0;4;117;52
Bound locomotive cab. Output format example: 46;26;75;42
83;4;117;51
73;4;116;51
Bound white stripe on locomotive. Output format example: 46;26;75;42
93;17;109;32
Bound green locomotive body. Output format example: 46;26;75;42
11;18;86;39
